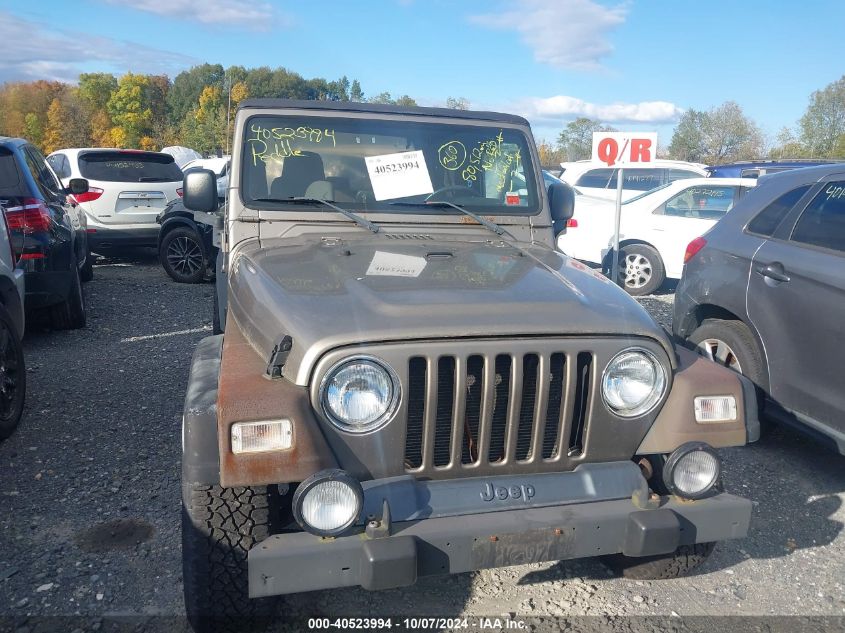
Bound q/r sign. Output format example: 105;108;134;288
591;132;658;167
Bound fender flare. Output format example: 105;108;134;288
182;334;223;484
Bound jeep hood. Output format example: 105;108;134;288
228;236;674;385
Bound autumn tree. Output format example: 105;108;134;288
556;118;615;161
536;139;565;168
107;73;154;148
181;85;226;155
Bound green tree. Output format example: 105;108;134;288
349;80;364;102
668;109;707;162
23;113;43;147
77;73;117;112
181;85;226;155
168;63;225;127
798;76;845;157
700;101;763;164
107;73;153;148
556;117;615;161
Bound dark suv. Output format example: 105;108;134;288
674;164;845;452
0;137;91;329
705;159;844;179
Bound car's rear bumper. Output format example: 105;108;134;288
86;218;159;251
248;465;752;597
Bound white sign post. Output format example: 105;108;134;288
590;132;658;289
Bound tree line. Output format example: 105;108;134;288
537;75;845;166
0;64;423;156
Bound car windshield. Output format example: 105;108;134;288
241;115;539;215
622;182;673;205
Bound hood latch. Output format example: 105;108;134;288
266;335;293;378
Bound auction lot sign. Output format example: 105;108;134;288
592;132;658;167
591;131;658;287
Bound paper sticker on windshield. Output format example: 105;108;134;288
366;251;427;278
365;150;433;201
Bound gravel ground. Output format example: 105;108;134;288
1;255;844;631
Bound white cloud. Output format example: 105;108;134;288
518;95;683;125
0;11;196;83
101;0;279;29
469;0;626;71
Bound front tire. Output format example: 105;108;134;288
612;243;665;296
602;542;716;579
50;266;86;330
0;304;25;440
161;227;207;284
182;483;279;633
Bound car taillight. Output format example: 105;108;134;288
566;218;578;228
72;187;104;203
176;188;183;197
5;198;51;233
684;237;707;264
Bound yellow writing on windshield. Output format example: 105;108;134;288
461;131;504;183
246;123;337;166
438;141;467;171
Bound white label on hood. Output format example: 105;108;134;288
366;251;427;278
365;150;434;201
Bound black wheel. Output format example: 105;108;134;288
212;285;222;335
688;318;768;430
0;304;25;440
50;266;86;330
161;227;207;284
611;243;665;296
602;542;716;579
182;483;279;633
81;248;94;282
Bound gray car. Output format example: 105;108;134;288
0;202;26;439
179;99;757;631
674;164;845;453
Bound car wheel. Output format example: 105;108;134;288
50;266;86;330
0;304;25;440
182;483;279;632
614;244;665;296
602;542;715;579
160;227;207;284
81;248;94;283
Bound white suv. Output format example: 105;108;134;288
47;148;183;253
559;159;707;201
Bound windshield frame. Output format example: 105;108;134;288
236;110;543;222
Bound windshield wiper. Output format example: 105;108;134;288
389;200;504;236
251;197;379;233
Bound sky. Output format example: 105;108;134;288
2;0;845;146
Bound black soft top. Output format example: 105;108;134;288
238;98;530;126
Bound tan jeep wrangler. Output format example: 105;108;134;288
180;99;757;630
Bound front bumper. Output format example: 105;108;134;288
248;464;751;597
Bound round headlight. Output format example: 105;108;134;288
293;469;363;537
320;357;400;433
663;442;721;499
602;348;667;417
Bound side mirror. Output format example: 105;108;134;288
183;169;218;213
67;178;89;195
548;181;575;237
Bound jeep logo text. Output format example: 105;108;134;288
480;481;536;502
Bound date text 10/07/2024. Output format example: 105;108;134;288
307;618;527;630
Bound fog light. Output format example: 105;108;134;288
663;442;721;500
293;470;363;537
231;419;292;454
694;396;737;423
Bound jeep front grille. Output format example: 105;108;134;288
404;350;594;474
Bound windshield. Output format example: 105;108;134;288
622;182;672;205
241;115;539;215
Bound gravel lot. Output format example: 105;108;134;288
1;255;843;630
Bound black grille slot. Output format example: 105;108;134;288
405;357;426;469
433;357;455;467
542;353;566;459
487;355;512;463
515;354;539;461
569;352;593;456
461;355;484;464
